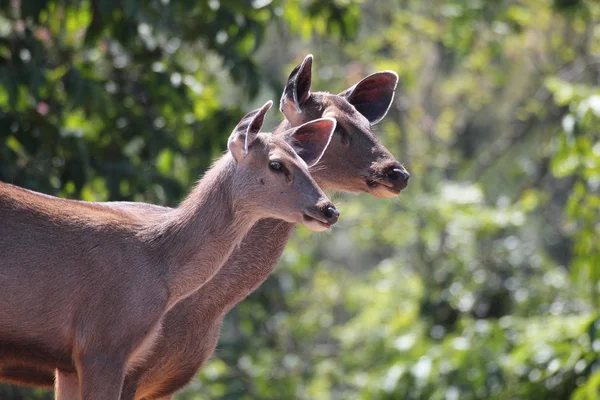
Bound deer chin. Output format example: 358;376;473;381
301;213;332;232
366;179;401;198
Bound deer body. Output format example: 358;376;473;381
0;156;252;398
122;57;409;400
0;56;409;399
0;102;338;400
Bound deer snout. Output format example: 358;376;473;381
321;204;340;225
366;163;409;198
301;201;339;232
386;165;410;189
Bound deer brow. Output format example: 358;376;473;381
276;145;300;160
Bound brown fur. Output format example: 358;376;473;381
0;102;336;400
123;59;409;400
0;57;408;399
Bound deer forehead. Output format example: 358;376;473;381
267;139;309;171
322;100;371;132
325;113;374;145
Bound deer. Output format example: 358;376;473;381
0;55;410;399
0;100;340;400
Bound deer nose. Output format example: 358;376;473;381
321;204;340;225
387;166;410;183
387;166;410;189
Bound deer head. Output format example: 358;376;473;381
228;101;339;231
279;55;410;198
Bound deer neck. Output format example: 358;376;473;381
146;154;258;306
189;121;336;315
192;218;296;315
193;177;335;316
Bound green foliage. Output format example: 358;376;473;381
0;0;356;204
1;0;600;399
187;1;600;399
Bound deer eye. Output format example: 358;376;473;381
269;161;283;172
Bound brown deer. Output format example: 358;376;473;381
0;100;339;400
0;55;409;398
118;55;409;400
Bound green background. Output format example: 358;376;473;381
1;0;599;399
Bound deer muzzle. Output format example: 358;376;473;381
302;202;339;232
366;163;409;198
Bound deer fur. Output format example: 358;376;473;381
0;56;409;399
0;101;338;400
120;56;409;400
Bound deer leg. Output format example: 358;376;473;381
77;356;126;400
55;369;80;400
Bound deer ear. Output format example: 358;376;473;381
339;71;398;125
228;101;273;161
283;118;336;167
279;54;313;121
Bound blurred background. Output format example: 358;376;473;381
0;0;599;399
